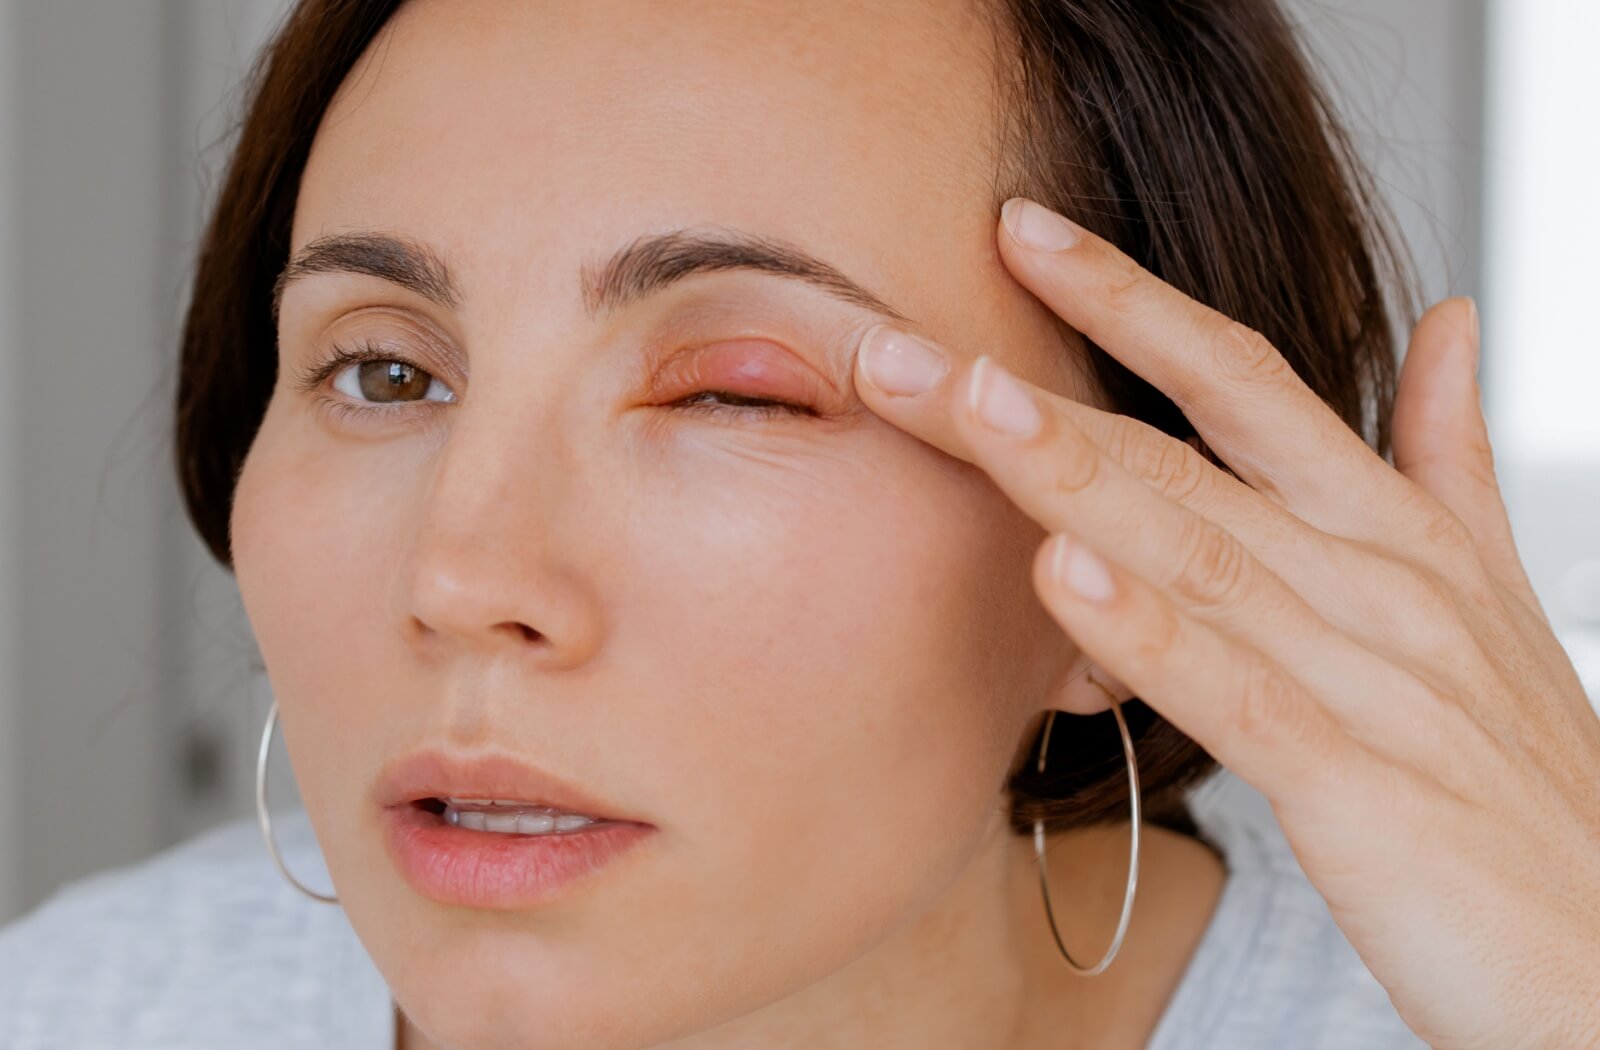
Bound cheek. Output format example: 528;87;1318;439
592;431;1048;1002
626;429;1032;800
230;409;412;798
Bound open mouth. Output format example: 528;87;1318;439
381;791;656;908
407;796;623;835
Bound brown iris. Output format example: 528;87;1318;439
357;360;433;402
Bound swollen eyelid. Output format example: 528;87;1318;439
661;340;821;407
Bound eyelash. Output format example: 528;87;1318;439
667;390;818;420
292;342;818;422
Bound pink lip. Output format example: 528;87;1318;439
381;803;656;909
373;749;645;821
374;748;656;908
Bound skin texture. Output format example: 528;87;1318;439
232;2;1227;1049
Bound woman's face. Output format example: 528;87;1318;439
234;0;1091;1045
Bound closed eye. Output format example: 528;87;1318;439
669;390;818;420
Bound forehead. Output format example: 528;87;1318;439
294;0;1014;331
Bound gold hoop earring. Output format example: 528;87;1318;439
1033;671;1140;976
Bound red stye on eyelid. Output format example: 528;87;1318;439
662;340;822;402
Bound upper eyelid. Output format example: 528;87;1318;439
286;302;466;375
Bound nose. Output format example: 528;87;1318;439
399;411;604;670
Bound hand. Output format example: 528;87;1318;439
850;197;1600;1050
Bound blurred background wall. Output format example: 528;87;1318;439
0;0;298;926
0;0;1595;926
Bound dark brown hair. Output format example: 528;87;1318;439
175;0;1418;840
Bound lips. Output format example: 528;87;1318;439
373;749;648;825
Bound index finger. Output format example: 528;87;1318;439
995;196;1404;530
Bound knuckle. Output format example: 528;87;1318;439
1100;252;1148;312
1465;429;1499;475
1417;500;1477;556
1169;515;1252;609
1051;432;1102;495
1212;322;1292;386
1227;660;1304;748
1461;456;1501;496
1387;560;1479;655
1099;417;1140;469
1391;560;1454;615
1391;482;1503;592
1151;439;1212;506
1130;594;1184;663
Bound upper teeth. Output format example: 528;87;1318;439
440;797;602;835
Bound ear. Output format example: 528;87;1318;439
1046;651;1137;716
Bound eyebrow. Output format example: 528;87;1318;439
272;227;914;327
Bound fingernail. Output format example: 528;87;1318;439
969;355;1043;438
1001;197;1082;252
1050;533;1116;603
858;324;950;397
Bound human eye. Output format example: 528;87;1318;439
667;389;818;421
293;339;457;420
655;338;826;423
